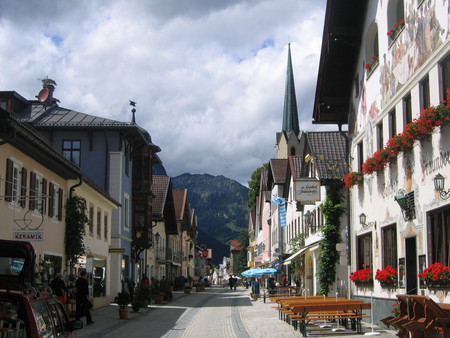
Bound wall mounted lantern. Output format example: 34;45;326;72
434;173;450;200
303;210;313;227
394;189;416;221
359;213;376;229
394;190;408;210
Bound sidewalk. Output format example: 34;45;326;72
75;286;397;338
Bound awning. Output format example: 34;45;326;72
283;242;320;265
283;247;307;265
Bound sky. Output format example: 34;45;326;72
0;0;329;186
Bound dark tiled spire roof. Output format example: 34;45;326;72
282;44;300;135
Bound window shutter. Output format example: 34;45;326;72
426;213;433;263
58;188;63;221
29;172;36;210
5;159;13;202
20;167;27;208
41;179;47;215
48;183;54;217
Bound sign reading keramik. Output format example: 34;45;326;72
109;248;125;253
14;232;44;241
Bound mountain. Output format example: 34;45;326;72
171;173;249;265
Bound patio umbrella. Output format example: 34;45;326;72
241;268;262;278
254;268;278;277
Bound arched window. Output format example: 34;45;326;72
365;21;379;74
387;0;405;43
290;147;296;156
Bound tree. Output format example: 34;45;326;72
247;163;269;210
234;230;249;273
289;234;305;287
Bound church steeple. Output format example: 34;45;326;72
282;43;300;135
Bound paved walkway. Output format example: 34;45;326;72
76;286;397;338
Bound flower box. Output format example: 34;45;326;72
350;268;373;287
419;262;450;289
375;265;398;287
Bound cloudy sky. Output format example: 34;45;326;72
0;0;328;185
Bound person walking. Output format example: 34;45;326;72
50;273;67;304
76;271;94;325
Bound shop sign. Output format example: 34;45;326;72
13;232;43;241
294;179;320;204
109;248;125;253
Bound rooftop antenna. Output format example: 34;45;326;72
129;100;136;123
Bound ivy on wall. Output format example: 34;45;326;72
317;186;345;296
65;195;89;269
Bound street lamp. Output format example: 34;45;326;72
303;210;313;227
359;213;376;229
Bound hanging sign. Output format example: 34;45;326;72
294;179;320;204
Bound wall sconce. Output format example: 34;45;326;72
303;210;313;227
359;213;376;229
434;173;450;200
394;190;408;210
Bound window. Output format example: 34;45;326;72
365;21;379;74
403;94;412;127
5;159;27;207
32;302;54;338
357;141;364;171
89;204;94;234
388;109;397;139
387;0;405;43
439;53;450;102
124;197;129;228
62;140;81;166
428;208;450;266
376;121;384;151
357;233;372;270
419;76;430;111
97;209;102;237
48;183;62;220
382;225;397;268
104;213;108;239
29;173;46;214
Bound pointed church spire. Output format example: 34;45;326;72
282;43;300;135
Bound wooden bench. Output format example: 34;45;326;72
290;302;371;337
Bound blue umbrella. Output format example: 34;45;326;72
254;268;278;277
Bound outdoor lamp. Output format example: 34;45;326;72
394;190;408;210
434;173;450;199
359;213;376;229
155;232;160;245
303;210;313;227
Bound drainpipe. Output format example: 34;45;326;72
103;131;109;193
69;175;83;197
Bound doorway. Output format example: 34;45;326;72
405;237;417;295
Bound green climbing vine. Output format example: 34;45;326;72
317;185;345;296
289;233;305;287
65;195;89;269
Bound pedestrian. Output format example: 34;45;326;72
50;273;67;304
281;274;287;286
141;274;150;287
76;270;94;325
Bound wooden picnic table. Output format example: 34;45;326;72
290;301;371;337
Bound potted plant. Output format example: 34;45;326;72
114;291;131;319
375;265;398;287
418;262;450;288
133;282;151;308
350;268;374;287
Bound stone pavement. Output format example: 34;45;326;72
75;285;397;338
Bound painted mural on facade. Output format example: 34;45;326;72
358;0;447;134
380;0;446;106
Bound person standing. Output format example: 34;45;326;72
76;271;94;325
50;273;67;304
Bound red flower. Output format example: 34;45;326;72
375;265;398;284
350;268;373;283
418;262;450;286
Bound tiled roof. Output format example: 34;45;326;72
307;131;348;180
173;189;188;221
270;159;288;184
152;176;171;216
289;156;303;181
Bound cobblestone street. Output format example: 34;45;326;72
76;286;397;338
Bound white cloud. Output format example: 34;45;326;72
0;0;328;185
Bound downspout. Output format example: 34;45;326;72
104;131;109;193
69;175;83;197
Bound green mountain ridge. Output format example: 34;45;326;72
171;173;249;265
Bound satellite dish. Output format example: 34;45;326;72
37;88;50;102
